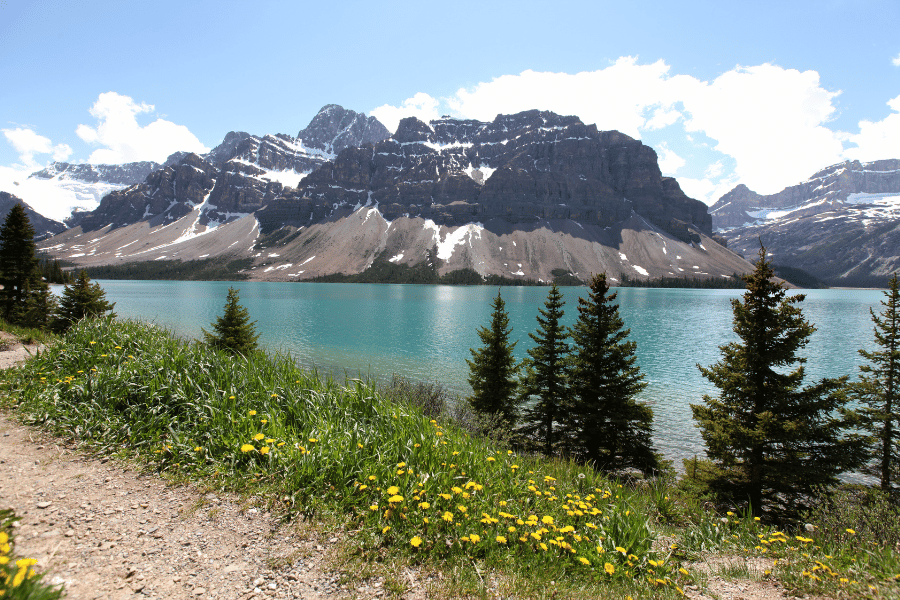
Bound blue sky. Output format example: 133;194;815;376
2;0;899;216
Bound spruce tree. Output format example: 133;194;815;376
851;273;900;494
23;280;57;331
0;203;41;322
692;246;864;517
519;285;571;456
53;270;116;333
565;273;657;475
202;287;259;355
466;289;519;425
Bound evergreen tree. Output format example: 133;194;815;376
851;273;900;494
0;203;41;322
53;270;116;333
23;280;57;331
565;273;657;475
518;285;571;456
466;289;519;425
202;287;259;355
692;246;864;517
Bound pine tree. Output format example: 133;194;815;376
466;289;519;425
23;280;57;331
202;287;260;355
565;273;657;475
53;270;116;333
518;285;571;456
0;203;41;322
851;273;900;494
692;246;864;517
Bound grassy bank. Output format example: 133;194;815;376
1;317;899;599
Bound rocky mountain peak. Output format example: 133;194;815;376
0;191;66;239
392;117;434;143
296;104;390;155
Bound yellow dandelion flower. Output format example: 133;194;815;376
260;446;270;455
439;493;452;500
369;504;378;511
846;528;856;534
410;536;423;548
496;535;507;544
357;443;364;449
539;542;548;551
486;457;495;462
419;502;430;510
542;515;554;525
253;433;264;441
260;419;268;425
388;495;404;504
194;446;202;452
578;557;590;565
469;534;481;543
368;475;376;481
309;438;318;443
387;486;400;495
605;562;615;575
442;511;453;522
382;526;391;534
248;409;255;415
615;546;626;554
451;486;462;494
240;444;255;452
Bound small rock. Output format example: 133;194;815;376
36;501;52;509
193;588;206;596
267;583;277;590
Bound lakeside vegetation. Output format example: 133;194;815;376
1;315;899;598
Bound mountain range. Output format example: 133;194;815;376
24;104;753;284
711;159;900;286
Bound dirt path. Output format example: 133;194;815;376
0;415;365;600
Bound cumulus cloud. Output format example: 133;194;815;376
679;64;845;193
2;127;71;167
371;92;441;134
893;53;900;67
844;95;900;162
76;92;208;164
655;142;685;175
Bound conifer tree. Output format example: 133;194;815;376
23;280;57;331
466;289;519;425
565;273;657;474
0;203;42;322
53;270;116;333
692;246;864;517
519;285;571;456
202;287;259;355
851;273;900;494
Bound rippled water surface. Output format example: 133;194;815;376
99;280;885;465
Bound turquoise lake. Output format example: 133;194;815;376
96;281;885;465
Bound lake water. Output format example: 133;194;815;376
96;280;885;465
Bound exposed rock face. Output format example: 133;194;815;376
30;161;161;185
297;104;391;155
716;159;900;286
710;159;900;230
0;192;66;239
258;110;711;243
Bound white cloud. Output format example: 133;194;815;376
677;174;740;206
655;142;685;175
705;161;724;178
843;94;900;162
2;127;71;167
893;53;900;67
0;164;108;221
679;64;845;193
76;92;208;164
371;92;441;134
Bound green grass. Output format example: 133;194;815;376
0;318;57;346
0;509;64;599
1;316;898;599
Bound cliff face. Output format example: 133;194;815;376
258;110;711;243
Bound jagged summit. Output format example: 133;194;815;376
297;104;390;154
